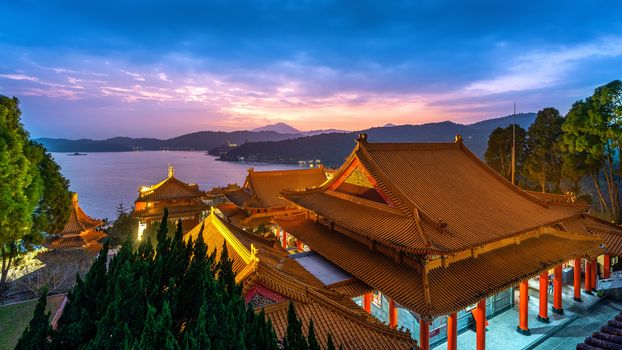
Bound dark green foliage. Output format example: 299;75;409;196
484;124;527;182
326;335;335;350
307;320;320;350
1;96;71;294
105;203;138;247
283;301;308;350
23;212;280;349
15;287;51;350
524;108;564;192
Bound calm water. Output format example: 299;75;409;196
52;151;299;220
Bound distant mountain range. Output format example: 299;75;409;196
37;113;535;166
215;113;536;166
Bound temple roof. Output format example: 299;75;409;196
183;211;416;350
57;193;103;236
136;165;203;202
562;214;622;256
225;167;328;209
282;137;587;255
277;217;603;318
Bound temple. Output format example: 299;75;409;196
132;165;209;238
49;193;105;252
272;134;622;349
184;210;418;350
221;167;328;251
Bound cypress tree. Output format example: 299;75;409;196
283;301;307;350
16;288;51;350
326;334;335;350
307;320;320;350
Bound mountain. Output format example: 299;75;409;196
37;130;300;152
252;122;301;134
216;113;536;167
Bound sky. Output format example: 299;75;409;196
1;1;621;139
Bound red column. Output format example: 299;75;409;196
447;312;457;350
537;272;550;323
604;254;612;279
573;259;582;302
553;265;564;314
388;299;398;329
591;259;598;291
475;299;486;350
363;293;371;313
296;239;304;251
282;230;288;249
584;259;592;294
419;319;430;350
517;280;530;335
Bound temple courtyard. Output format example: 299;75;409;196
431;283;622;350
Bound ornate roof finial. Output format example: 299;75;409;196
356;133;368;143
71;192;79;207
454;134;463;143
248;167;254;174
250;243;260;263
168;164;174;178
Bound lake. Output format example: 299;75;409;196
52;151;299;220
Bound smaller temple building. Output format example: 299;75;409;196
132;165;209;239
49;193;105;252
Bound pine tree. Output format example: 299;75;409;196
307;320;320;350
16;287;51;350
283;301;308;350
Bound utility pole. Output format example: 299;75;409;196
512;102;516;185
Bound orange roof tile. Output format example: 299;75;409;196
57;195;103;236
137;171;203;202
277;217;603;318
283;139;587;254
228;167;328;209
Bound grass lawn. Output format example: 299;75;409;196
0;294;65;350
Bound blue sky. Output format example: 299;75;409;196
1;0;621;138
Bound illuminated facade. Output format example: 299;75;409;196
275;134;622;349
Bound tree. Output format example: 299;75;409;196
524;108;564;192
484;124;527;183
561;80;622;221
0;96;71;294
16;287;51;350
283;301;308;350
106;203;138;247
307;320;320;350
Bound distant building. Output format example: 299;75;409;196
49;193;106;252
132;165;209;239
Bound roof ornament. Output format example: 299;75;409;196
355;133;368;143
565;191;577;204
168;164;174;178
71;192;79;207
250;243;260;263
454;134;463;143
248;167;254;174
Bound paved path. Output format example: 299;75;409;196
534;298;622;350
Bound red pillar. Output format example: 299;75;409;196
591;259;598;291
388;299;398;329
296;239;304;251
584;259;592;294
363;293;371;313
475;299;486;350
447;312;457;350
419;319;430;350
573;259;582;302
553;265;564;314
282;230;288;249
605;254;612;279
537;272;550;323
517;280;530;335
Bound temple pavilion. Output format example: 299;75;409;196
273;134;622;350
183;210;418;350
222;167;328;250
50;193;105;252
132;165;209;238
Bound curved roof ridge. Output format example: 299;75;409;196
248;166;325;177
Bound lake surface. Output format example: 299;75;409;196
52;151;299;220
